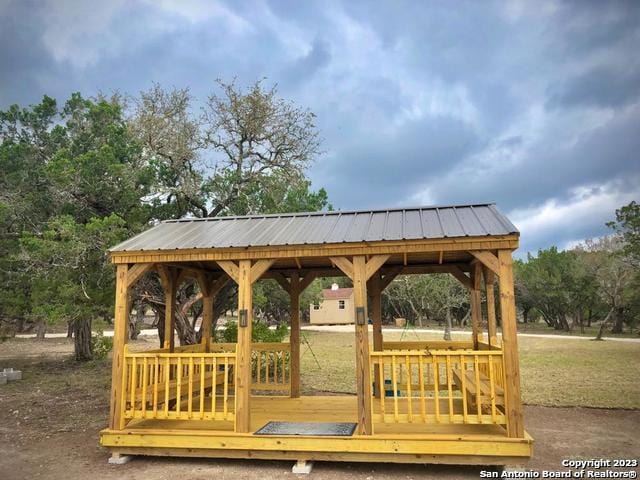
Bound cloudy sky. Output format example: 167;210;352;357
1;0;639;255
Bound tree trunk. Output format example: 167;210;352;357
595;308;613;341
67;320;73;338
129;304;144;340
35;319;47;340
611;306;624;334
73;318;93;361
443;309;452;341
156;306;166;347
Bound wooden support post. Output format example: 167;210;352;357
331;255;388;435
470;262;482;348
369;273;383;399
161;269;177;352
235;260;253;433
484;267;498;346
109;264;128;430
352;255;373;435
290;272;301;398
201;293;214;352
498;250;524;438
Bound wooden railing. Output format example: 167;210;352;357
201;341;291;394
251;342;291;393
369;349;507;427
121;345;236;425
383;340;474;351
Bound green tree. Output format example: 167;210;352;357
0;94;155;359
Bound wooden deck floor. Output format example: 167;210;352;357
101;395;532;465
125;395;507;436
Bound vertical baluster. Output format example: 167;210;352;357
460;354;468;423
474;354;482;423
378;355;385;421
130;357;137;416
281;351;285;386
405;355;412;422
223;355;229;418
391;354;399;422
120;358;129;426
199;357;205;419
446;355;453;422
488;354;497;423
211;357;217;419
418;355;426;422
176;357;182;416
432;355;440;423
256;351;261;384
141;357;148;417
153;356;159;417
164;357;170;417
266;351;270;385
188;357;194;419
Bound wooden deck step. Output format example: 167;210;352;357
451;369;505;406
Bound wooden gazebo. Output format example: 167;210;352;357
100;204;533;466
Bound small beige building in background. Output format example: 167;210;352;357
309;284;354;325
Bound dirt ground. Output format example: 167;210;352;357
1;339;639;480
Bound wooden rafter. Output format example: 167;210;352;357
365;255;391;280
126;263;154;288
216;261;240;283
329;256;355;280
469;250;500;276
270;271;292;294
449;266;472;290
298;272;318;292
250;259;275;283
379;266;402;291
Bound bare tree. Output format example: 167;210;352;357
127;79;324;345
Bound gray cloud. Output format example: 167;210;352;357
0;0;638;254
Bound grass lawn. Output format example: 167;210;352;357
299;331;640;409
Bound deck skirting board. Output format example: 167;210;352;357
100;429;533;463
108;446;530;465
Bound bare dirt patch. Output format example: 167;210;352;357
1;338;638;480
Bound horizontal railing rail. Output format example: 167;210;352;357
369;349;507;428
382;340;474;351
251;342;291;393
210;342;291;394
121;345;236;427
144;343;208;354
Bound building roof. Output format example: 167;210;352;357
322;288;353;300
110;203;518;253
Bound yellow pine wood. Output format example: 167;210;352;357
449;266;472;289
469;250;500;276
126;263;154;288
483;267;498;346
250;259;275;283
470;262;483;348
329;256;355;279
369;272;383;399
352;255;373;434
289;271;301;398
498;249;524;438
109;264;128;430
216;260;240;283
235;260;252;432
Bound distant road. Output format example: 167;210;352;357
13;325;640;342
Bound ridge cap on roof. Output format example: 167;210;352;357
163;203;499;223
